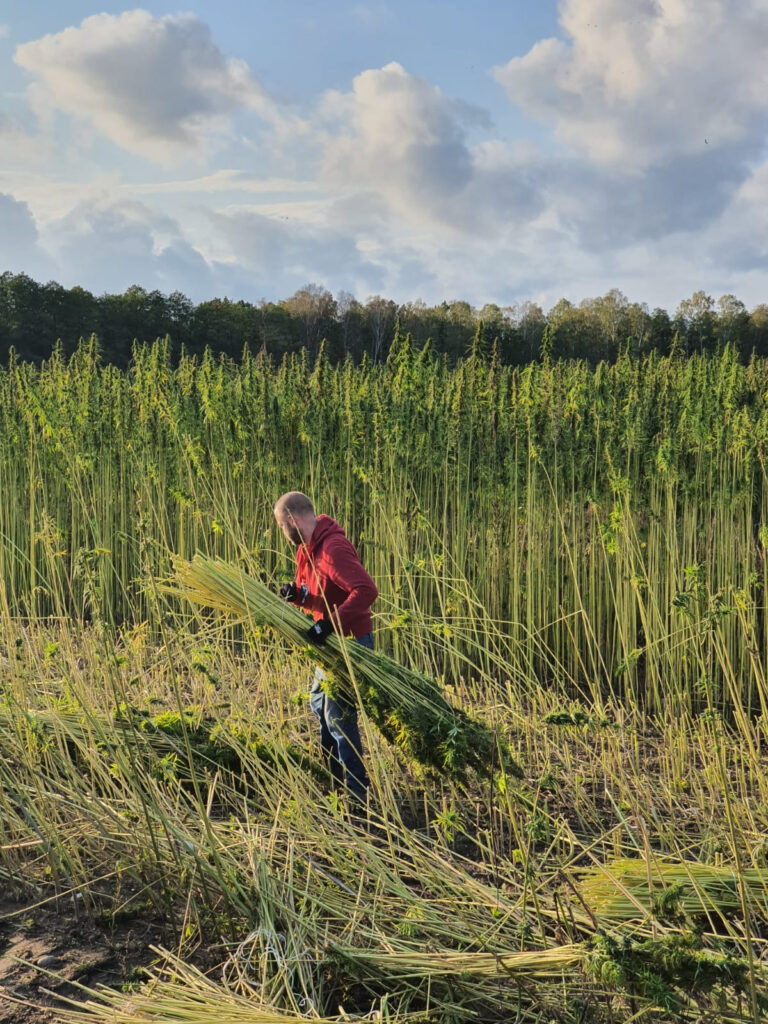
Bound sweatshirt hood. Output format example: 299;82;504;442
307;515;344;552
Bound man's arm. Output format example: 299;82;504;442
322;537;378;631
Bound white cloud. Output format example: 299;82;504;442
0;171;324;225
130;172;320;196
493;0;768;171
41;197;215;295
686;158;768;276
321;62;475;209
14;10;278;163
319;62;542;234
4;7;768;314
0;24;9;39
14;191;379;302
0;174;120;222
0;192;38;252
486;0;768;261
5;168;768;313
220;198;335;225
208;205;385;295
0;192;54;278
0;109;50;166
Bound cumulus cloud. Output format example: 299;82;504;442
0;193;38;253
23;192;384;301
322;63;476;208
493;0;768;171
0;108;50;166
686;158;768;275
0;192;54;277
41;198;215;295
320;62;543;233
129;171;320;197
537;144;751;252
0;111;19;146
5;5;768;313
488;0;768;254
208;205;388;297
14;10;277;163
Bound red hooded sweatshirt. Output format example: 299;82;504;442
291;515;378;638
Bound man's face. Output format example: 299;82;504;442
277;516;302;546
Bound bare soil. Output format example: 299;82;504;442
0;894;166;1023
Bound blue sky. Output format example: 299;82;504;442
1;1;767;312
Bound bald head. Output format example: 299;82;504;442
274;491;315;520
274;491;317;546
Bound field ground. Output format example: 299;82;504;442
1;618;766;1022
0;895;165;1024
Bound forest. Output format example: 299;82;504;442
3;270;768;365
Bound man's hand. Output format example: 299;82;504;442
306;619;333;645
280;582;309;605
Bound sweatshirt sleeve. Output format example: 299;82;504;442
323;537;378;631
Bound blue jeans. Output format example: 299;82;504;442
309;633;373;805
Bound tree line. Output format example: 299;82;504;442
2;270;768;366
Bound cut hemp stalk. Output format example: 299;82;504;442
166;556;521;784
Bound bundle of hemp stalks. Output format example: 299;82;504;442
576;857;768;923
167;556;521;783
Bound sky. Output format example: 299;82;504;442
1;0;768;312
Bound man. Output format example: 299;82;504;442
274;491;378;806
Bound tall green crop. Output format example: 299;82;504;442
1;339;767;715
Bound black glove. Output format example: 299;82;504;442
280;582;309;605
306;619;333;645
